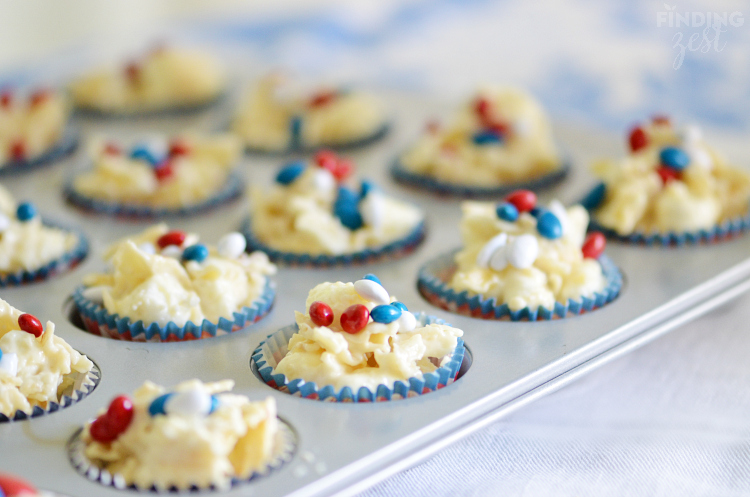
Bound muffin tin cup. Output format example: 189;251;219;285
72;278;275;342
0;363;100;423
63;172;244;219
73;91;227;119
243;122;390;155
390;158;570;198
0;125;78;176
580;183;750;246
241;217;426;268
251;315;466;402
0;221;89;287
417;249;623;321
66;418;296;493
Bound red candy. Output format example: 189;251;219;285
168;139;191;157
652;115;671;126
9;139;25;161
656;166;681;185
157;230;186;248
340;304;370;334
628;126;649;152
309;301;334;327
90;395;134;444
314;150;353;181
474;97;491;119
125;62;141;82
0;91;12;109
485;120;511;136
505;190;537;212
154;160;175;182
0;473;37;496
18;313;43;338
332;159;354;181
28;89;50;107
103;142;121;155
309;91;337;108
582;232;606;259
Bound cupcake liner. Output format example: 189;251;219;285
0;125;78;176
243;122;390;155
72;278;275;342
66;417;296;492
64;171;244;219
73;91;227;119
251;315;466;402
0;362;100;422
390;158;570;198
580;183;750;246
0;220;89;287
241;217;426;268
417;249;622;321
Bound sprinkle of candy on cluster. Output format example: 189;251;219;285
17;313;43;338
90;395;134;444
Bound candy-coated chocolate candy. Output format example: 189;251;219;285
124;61;141;82
309;301;334;327
217;232;246;259
289;115;303;144
340;304;370;334
396;310;417;332
157;230;186;248
276;162;306;185
659;147;690;171
354;278;390;305
29;89;50;107
9;139;25;161
107;396;134;430
507;234;539;269
0;90;12;108
137;242;157;255
168;139;191;157
474;97;491;118
315;150;338;172
656;166;681;185
581;182;606;210
103;142;121;155
130;142;164;166
476;232;508;268
18;313;42;338
391;301;408;312
628;126;649;152
0;213;9;233
505;190;536;212
686;146;713;170
332;158;353;181
312;168;335;194
0;352;18;376
154;160;174;182
165;390;214;417
548;200;569;236
536;211;563;240
148;393;173;417
489;245;508;271
472;130;503;145
15;202;35;222
182;244;209;263
333;187;363;231
370;304;402;324
359;191;384;230
309;90;337;107
0;473;37;496
360;180;377;198
582;232;606;259
496;202;518;222
161;245;182;259
363;274;382;285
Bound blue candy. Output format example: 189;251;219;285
530;207;545;218
130;144;162;166
276;162;306;185
148;393;173;416
537;211;563;239
289;116;303;147
392;301;408;312
182;244;209;263
581;182;607;210
16;202;36;222
496;202;519;222
659;147;690;171
370;304;402;324
210;395;220;414
363;274;382;285
333;187;363;230
360;180;377;198
472;130;503;145
0;348;3;361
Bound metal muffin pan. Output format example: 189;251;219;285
1;92;750;497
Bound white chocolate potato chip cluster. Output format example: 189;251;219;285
0;298;93;418
272;275;463;392
82;380;280;491
400;86;561;186
250;151;424;256
450;190;607;312
590;116;750;235
72;134;240;209
82;224;275;327
0;88;69;166
232;73;385;151
70;46;225;114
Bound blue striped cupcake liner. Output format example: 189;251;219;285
0;363;100;423
390;158;570;198
72;278;275;342
241;217;426;268
251;315;466;402
0;220;89;287
417;249;622;321
580;182;750;246
0;125;78;176
243;122;390;155
72;91;227;119
67;416;296;493
64;172;244;219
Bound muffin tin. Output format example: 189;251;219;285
1;91;750;497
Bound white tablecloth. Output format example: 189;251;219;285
361;293;750;497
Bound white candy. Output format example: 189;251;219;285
137;242;156;255
354;279;390;305
0;213;10;233
476;233;508;268
217;232;247;259
682;124;702;144
0;352;18;376
397;310;417;332
165;389;213;417
686;146;713;170
312;169;335;195
82;286;107;303
548;200;569;236
507;234;539;269
141;137;168;161
360;192;385;230
161;245;182;259
489;246;508;271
